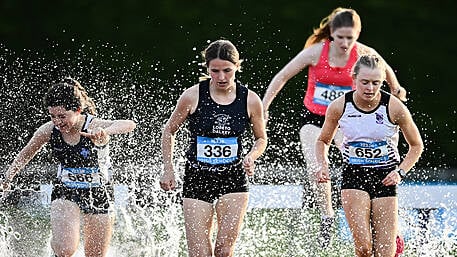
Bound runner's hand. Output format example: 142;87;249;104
243;155;255;176
382;170;401;186
0;179;11;191
316;168;330;183
159;171;176;191
392;86;407;102
80;127;110;146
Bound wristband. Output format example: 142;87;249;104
396;168;407;179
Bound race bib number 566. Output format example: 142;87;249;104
61;167;102;188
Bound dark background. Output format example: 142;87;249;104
0;0;456;184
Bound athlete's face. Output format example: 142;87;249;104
48;106;81;133
353;66;384;101
331;26;359;54
208;58;239;90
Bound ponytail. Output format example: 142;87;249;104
304;7;361;48
64;78;97;115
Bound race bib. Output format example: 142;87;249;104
313;82;352;106
347;141;389;165
61;167;102;188
196;136;238;165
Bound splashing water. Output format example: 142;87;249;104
0;42;456;257
0;212;20;256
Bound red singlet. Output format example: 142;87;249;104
304;39;358;116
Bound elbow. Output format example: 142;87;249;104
417;142;424;156
417;138;425;153
260;137;268;150
128;120;137;132
257;136;268;144
115;120;136;133
316;138;329;147
255;139;268;158
162;125;176;139
253;137;268;154
411;141;424;157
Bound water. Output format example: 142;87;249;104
1;166;457;256
0;184;346;257
0;191;52;257
1;42;456;256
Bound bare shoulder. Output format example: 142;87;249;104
247;89;262;113
247;89;262;104
302;42;325;65
179;84;199;104
388;94;410;124
356;42;378;56
36;121;53;133
305;42;325;54
247;89;263;117
164;83;199;115
183;83;199;95
326;94;346;119
33;121;53;140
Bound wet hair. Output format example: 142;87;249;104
201;39;241;68
199;39;242;81
352;55;387;78
44;77;97;115
305;7;362;48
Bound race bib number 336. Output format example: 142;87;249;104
197;136;238;165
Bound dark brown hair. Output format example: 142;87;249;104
201;39;241;67
44;77;97;115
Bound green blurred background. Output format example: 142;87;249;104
0;0;455;177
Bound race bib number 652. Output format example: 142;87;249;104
347;141;389;165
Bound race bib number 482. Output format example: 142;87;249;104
313;82;352;106
197;136;238;165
